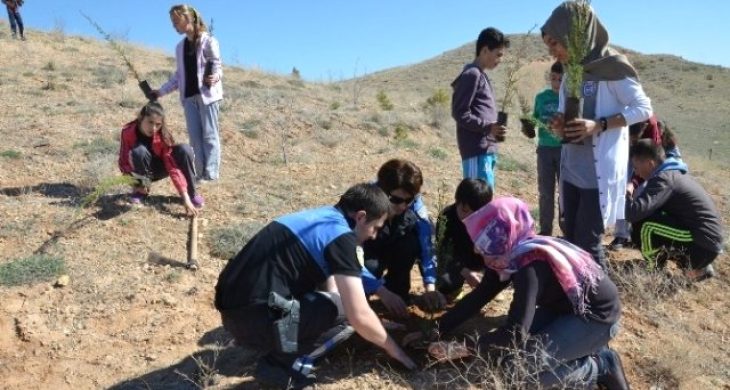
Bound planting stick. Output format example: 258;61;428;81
187;216;199;270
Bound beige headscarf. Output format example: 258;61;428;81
542;1;638;81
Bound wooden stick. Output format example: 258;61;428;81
187;216;199;270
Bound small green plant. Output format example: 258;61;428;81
499;155;529;172
330;101;341;110
164;270;183;284
80;175;139;208
565;1;592;99
499;27;535;112
43;61;56;71
74;137;118;157
239;119;261;139
209;222;265;259
0;255;66;287
0;150;22;159
393;123;409;141
428;147;448;160
81;12;143;84
424;88;451;129
376;90;394;111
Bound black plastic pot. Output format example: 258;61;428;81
562;97;583;143
138;80;156;101
495;111;507;142
520;118;536;139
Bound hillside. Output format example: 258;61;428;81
1;26;729;389
353;34;730;167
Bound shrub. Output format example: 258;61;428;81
424;88;451;129
428;147;448;160
94;65;127;88
499;155;528;172
393;123;409;141
208;221;265;259
74;137;118;157
43;61;57;71
239;119;262;139
330;101;341;110
0;150;22;159
377;90;394;111
0;255;66;287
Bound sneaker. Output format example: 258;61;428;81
607;237;630;251
254;356;316;390
129;192;147;205
686;264;715;282
191;194;205;208
596;347;630;390
21;35;26;41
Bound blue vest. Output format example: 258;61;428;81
275;206;353;276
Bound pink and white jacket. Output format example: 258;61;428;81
159;32;223;105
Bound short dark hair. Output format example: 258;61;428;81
550;61;563;74
455;178;492;211
630;139;665;162
476;27;510;57
336;183;390;221
376;159;423;196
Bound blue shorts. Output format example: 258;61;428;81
462;153;497;190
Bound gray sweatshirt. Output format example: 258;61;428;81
451;63;498;159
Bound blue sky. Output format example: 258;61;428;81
13;0;730;81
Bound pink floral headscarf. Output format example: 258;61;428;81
463;196;603;315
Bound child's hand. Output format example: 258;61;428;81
182;194;200;217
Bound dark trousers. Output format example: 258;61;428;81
130;143;197;198
220;291;345;369
631;212;719;270
7;9;23;36
561;180;606;267
364;230;420;301
537;146;562;236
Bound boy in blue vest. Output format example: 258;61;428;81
215;183;415;389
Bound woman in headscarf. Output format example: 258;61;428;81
427;197;629;389
542;1;652;268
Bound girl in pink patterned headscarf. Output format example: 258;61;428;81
463;196;602;315
429;196;628;389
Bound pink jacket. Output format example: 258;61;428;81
159;32;223;105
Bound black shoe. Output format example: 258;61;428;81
596;347;630;390
607;237;630;251
254;355;316;389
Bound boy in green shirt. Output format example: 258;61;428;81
533;62;563;235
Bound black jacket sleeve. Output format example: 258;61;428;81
437;268;509;335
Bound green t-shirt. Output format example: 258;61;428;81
533;89;562;147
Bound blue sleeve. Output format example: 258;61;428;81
411;196;437;285
361;266;383;295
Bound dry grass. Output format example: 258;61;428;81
0;26;728;390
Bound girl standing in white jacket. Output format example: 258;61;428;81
154;4;223;183
541;1;652;267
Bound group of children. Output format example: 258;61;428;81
110;2;724;390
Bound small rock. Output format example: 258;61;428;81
54;275;70;288
160;294;177;307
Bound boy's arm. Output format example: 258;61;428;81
625;175;673;222
335;275;416;369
